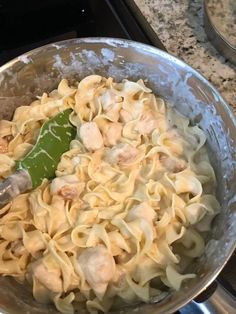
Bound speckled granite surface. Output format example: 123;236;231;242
134;0;236;112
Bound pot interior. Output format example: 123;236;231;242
0;38;235;314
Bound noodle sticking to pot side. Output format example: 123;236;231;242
0;76;219;313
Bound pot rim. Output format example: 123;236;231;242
0;37;235;314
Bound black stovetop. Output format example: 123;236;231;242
0;0;165;65
0;0;235;312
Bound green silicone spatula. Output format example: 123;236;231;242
0;108;76;207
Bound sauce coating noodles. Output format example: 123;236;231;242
0;76;219;313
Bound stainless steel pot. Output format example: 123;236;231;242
0;38;235;314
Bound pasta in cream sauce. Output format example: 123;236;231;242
0;76;220;313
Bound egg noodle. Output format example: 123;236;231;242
0;76;219;313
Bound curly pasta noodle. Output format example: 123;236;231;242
0;76;219;313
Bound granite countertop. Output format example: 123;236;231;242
207;0;236;47
134;0;236;113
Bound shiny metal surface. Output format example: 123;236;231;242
204;0;236;65
196;283;236;314
0;38;235;314
0;169;32;207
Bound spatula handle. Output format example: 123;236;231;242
0;169;32;207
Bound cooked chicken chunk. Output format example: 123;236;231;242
78;245;116;298
100;90;122;121
50;174;85;200
106;143;138;166
103;122;122;146
135;111;157;135
80;122;104;151
32;261;63;293
100;90;121;111
160;154;187;173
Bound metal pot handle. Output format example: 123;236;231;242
193;281;236;314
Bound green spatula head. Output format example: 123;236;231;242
0;109;76;208
17;108;76;188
